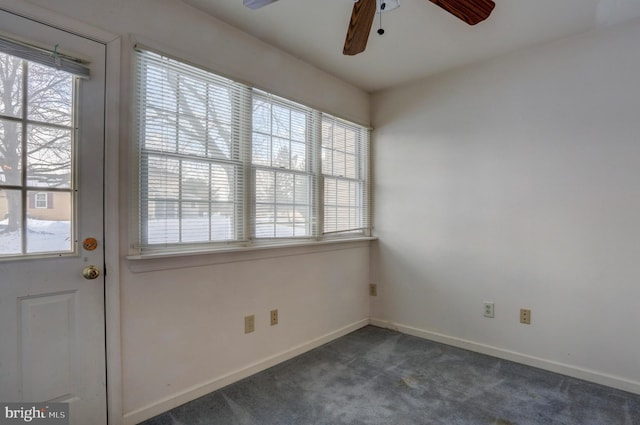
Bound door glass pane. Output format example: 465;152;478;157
27;62;73;126
0;52;76;258
0;189;22;255
0;119;22;185
0;52;23;118
27;125;72;188
26;191;72;253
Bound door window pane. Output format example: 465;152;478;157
0;52;76;257
0;53;23;118
27;62;73;126
27;125;72;188
0;189;22;255
0;119;22;185
26;191;72;253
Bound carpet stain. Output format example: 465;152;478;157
494;419;515;425
400;375;420;389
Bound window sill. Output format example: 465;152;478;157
125;237;376;273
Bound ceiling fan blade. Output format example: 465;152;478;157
343;0;377;56
243;0;279;10
428;0;495;25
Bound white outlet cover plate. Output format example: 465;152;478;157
483;302;495;318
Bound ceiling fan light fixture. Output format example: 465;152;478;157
378;0;400;13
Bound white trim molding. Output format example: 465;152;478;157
122;319;370;425
369;318;640;396
0;4;123;425
104;36;123;425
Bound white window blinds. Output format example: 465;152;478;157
0;36;90;79
321;116;370;235
134;49;248;251
251;92;318;239
133;48;370;255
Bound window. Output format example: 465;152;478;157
322;117;369;235
0;36;86;257
252;93;315;239
135;50;245;248
133;48;370;255
34;192;48;209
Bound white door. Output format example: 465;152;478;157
0;9;107;425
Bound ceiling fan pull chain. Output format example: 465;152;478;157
378;1;386;35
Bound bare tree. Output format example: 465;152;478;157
0;54;24;233
141;65;235;211
1;53;72;233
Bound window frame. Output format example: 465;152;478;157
250;91;318;241
131;47;371;257
321;116;370;236
0;46;80;258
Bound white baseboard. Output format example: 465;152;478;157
124;317;639;424
369;318;640;396
123;319;369;425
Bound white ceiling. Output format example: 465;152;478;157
182;0;640;92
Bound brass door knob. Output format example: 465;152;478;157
82;265;101;280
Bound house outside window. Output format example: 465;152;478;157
34;192;48;209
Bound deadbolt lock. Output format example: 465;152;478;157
83;237;98;251
82;265;101;280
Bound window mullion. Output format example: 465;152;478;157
240;86;252;242
271;170;277;237
312;110;322;239
20;60;28;254
208;163;212;242
178;159;183;242
175;73;182;243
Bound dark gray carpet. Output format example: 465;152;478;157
140;326;640;425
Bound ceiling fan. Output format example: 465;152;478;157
243;0;495;56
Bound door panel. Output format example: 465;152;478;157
19;291;77;402
0;9;106;425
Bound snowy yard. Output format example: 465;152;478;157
0;215;308;255
0;219;71;254
146;215;308;243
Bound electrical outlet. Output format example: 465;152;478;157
244;315;255;333
369;283;378;297
520;309;531;325
270;309;278;326
483;302;495;318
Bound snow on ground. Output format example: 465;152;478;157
145;215;308;243
0;215;308;255
0;219;71;254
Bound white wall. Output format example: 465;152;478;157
122;244;370;422
18;0;370;126
9;1;371;423
371;18;640;393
